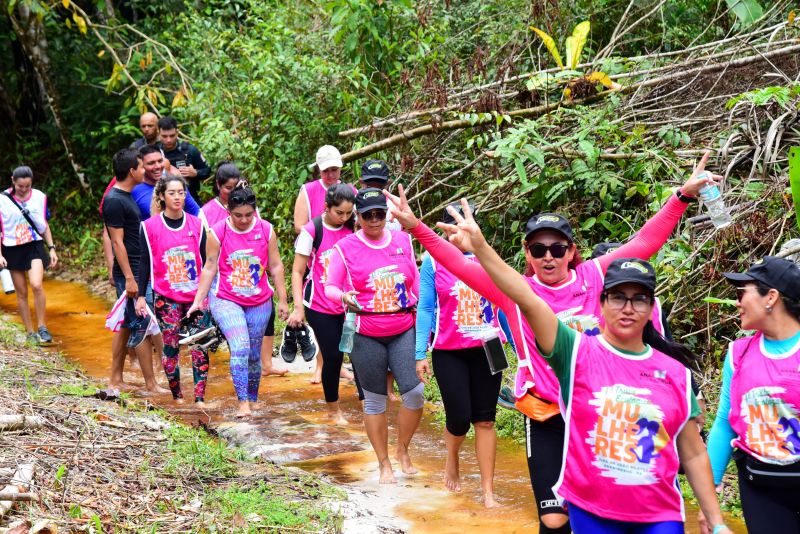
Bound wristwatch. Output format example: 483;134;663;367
676;189;697;203
48;245;56;250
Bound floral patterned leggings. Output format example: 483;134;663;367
154;294;210;402
209;293;271;402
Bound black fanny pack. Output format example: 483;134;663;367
735;449;800;488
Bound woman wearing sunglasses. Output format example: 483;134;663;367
324;187;423;484
386;150;716;533
392;193;731;533
704;257;800;532
189;182;289;418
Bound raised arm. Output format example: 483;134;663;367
599;150;721;272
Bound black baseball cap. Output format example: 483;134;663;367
355;187;388;213
603;258;657;293
441;201;477;225
360;159;390;183
591;242;623;260
723;256;800;300
524;213;574;242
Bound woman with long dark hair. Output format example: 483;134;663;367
390;189;733;534
384;149;714;532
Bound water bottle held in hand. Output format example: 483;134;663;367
339;312;357;354
0;269;14;294
697;171;732;229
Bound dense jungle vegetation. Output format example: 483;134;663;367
1;0;799;384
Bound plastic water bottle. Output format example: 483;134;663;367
339;312;356;354
0;269;14;294
697;171;731;229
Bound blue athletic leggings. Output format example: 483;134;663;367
209;294;272;402
567;503;684;534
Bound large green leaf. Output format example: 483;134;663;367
530;26;563;69
725;0;764;27
565;21;590;70
790;146;800;232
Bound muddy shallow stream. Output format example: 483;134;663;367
0;279;745;533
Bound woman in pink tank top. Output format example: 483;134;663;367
415;201;508;507
704;257;800;532
389;153;718;532
324;187;423;484
201;162;240;228
136;175;208;403
189;183;289;418
287;184;357;425
392;192;732;533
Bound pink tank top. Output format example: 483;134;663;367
729;333;800;465
143;213;203;303
332;230;418;337
301;180;357;219
431;255;501;350
302;219;353;315
211;217;273;306
514;260;667;403
555;335;691;523
202;198;228;228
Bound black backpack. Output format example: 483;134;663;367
302;216;325;303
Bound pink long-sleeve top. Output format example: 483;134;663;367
324;229;420;337
409;194;688;417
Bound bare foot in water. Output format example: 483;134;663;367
483;493;502;508
340;367;354;382
444;456;461;491
310;371;322;384
262;367;288;377
396;446;418;475
144;384;170;395
175;398;185;404
236;401;252;418
109;381;136;393
379;459;396;484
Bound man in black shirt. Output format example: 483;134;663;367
129;112;160;150
103;148;167;394
157;115;210;198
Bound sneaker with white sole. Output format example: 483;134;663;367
280;327;298;363
37;326;53;343
178;311;215;346
127;315;149;349
297;325;317;362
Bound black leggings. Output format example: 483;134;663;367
526;414;571;526
431;346;502;436
738;462;800;533
305;307;363;402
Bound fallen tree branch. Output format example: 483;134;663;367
0;493;36;502
0;463;35;519
0;415;45;432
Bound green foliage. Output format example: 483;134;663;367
164;425;248;479
726;84;800;109
204;481;341;532
725;0;764;28
790;147;800;232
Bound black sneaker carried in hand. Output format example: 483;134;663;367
179;310;215;347
297;325;317;362
127;315;149;349
280;327;298;363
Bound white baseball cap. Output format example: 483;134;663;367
316;145;343;171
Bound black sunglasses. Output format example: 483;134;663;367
229;193;257;207
360;209;386;222
527;243;570;259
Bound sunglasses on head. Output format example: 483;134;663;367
360;209;386;222
229;193;256;206
527;243;570;259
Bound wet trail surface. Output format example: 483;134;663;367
1;279;745;533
